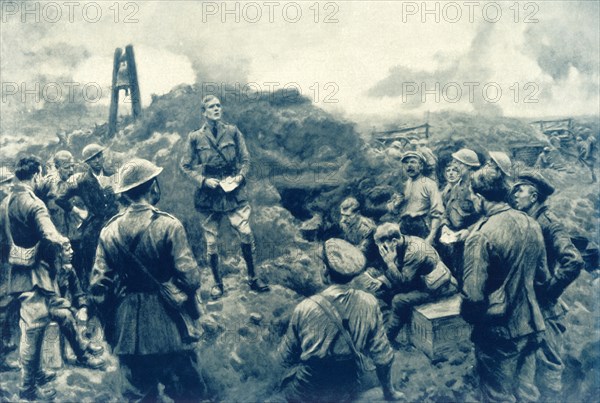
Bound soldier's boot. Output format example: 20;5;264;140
19;327;56;401
209;254;225;300
0;355;21;372
59;316;106;370
241;243;270;292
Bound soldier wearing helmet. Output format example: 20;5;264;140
438;149;482;283
180;95;269;299
51;146;118;292
483;151;512;181
81;143;112;189
90;158;206;402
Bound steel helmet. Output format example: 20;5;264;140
82;143;106;162
488;151;512;177
114;158;163;194
452;148;481;167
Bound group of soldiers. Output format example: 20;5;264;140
278;137;586;402
0;94;591;402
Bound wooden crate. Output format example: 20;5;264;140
410;295;471;361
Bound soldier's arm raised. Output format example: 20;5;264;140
180;132;206;187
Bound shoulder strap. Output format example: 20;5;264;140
113;212;161;288
3;194;13;245
309;294;362;358
206;135;232;166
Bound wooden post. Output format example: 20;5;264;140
108;48;122;138
107;45;142;137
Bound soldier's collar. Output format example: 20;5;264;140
127;202;154;212
484;202;511;217
527;203;547;219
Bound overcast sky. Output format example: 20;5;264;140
1;0;599;122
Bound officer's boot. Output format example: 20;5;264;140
241;243;269;292
59;315;106;370
209;254;224;300
19;327;56;401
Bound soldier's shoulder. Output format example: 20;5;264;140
352;288;378;306
152;208;184;228
103;211;125;229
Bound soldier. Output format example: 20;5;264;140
81;143;113;189
339;197;377;259
462;170;549;403
439;149;481;284
534;147;553;170
511;171;584;401
483;151;512;182
374;223;457;342
576;136;597;183
277;238;403;402
387;151;444;244
1;156;73;400
0;166;20;373
180;95;269;299
90;158;206;402
54;146;118;291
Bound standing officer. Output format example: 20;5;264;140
512;171;584;400
462;171;549;403
90;158;206;402
180;95;269;299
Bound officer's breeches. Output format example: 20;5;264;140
199;204;254;256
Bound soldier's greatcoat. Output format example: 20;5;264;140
90;202;201;355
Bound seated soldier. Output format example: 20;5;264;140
277;238;403;402
374;223;457;342
339;197;378;262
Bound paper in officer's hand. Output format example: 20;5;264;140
219;176;239;193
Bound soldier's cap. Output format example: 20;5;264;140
374;222;401;244
543;146;551;152
452;148;480;167
340;197;360;215
82;143;106;162
115;158;163;194
0;166;14;184
488;151;512;177
324;238;365;278
401;150;426;163
513;170;555;197
390;140;406;150
54;150;74;164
